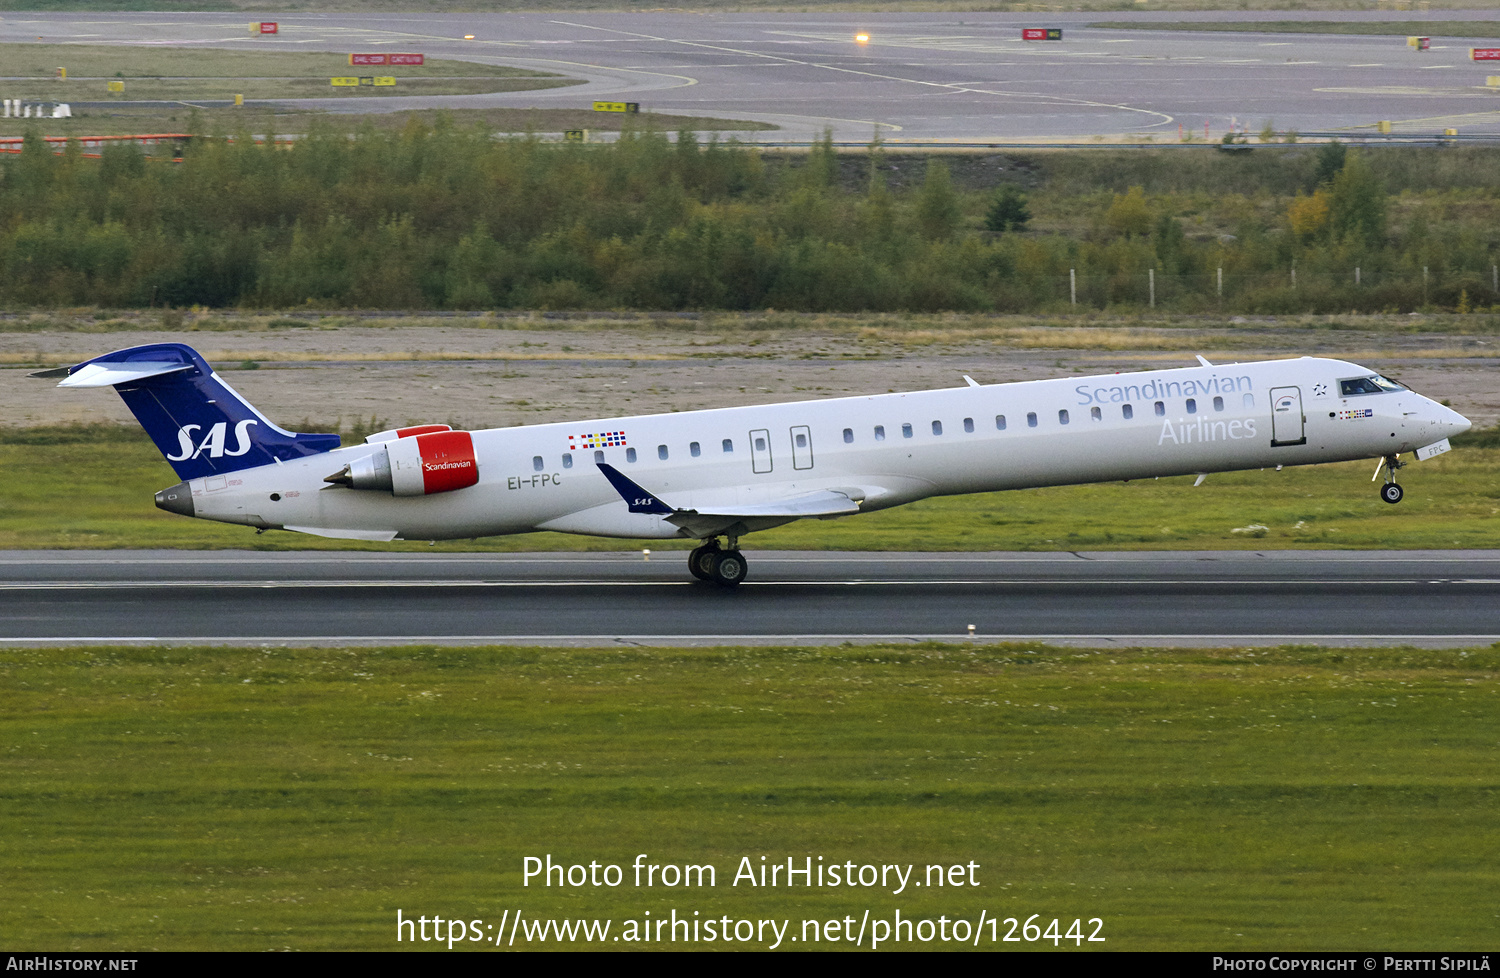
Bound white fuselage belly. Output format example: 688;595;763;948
183;357;1460;541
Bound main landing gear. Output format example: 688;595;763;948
1375;454;1405;505
688;537;748;587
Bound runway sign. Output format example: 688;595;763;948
564;129;586;142
249;22;278;35
1022;28;1063;41
374;77;395;87
593;101;640;113
106;81;123;93
349;54;423;66
1472;48;1500;61
1407;36;1430;50
330;77;359;87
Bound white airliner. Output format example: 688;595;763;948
40;343;1470;586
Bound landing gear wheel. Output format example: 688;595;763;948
708;550;748;587
1380;482;1404;505
688;542;719;581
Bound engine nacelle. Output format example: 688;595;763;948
364;424;452;444
325;429;478;496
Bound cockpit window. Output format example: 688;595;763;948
1340;375;1404;396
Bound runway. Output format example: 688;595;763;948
3;550;1498;647
5;11;1500;141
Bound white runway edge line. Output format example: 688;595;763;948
2;635;1498;649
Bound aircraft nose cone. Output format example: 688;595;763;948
1447;406;1473;438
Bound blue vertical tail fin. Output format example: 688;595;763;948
53;343;340;480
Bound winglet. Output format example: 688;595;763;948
1196;355;1213;368
596;463;674;515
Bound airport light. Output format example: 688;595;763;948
855;33;869;44
463;34;476;40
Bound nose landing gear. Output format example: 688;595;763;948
1374;454;1405;504
688;536;747;587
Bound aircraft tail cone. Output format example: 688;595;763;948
154;482;194;517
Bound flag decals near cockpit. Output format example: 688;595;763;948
1337;409;1374;420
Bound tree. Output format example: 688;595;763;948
1105;185;1151;238
1328;152;1386;247
1312;140;1346;190
984;184;1030;233
1287;189;1331;241
914;159;962;240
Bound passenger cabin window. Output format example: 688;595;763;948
533;455;544;472
563;452;573;469
690;442;701;457
626;447;638;463
996;415;1007;431
1026;412;1038;428
1058;409;1070;425
902;423;913;439
1154;401;1165;417
1090;406;1102;421
931;420;943;436
722;438;733;453
1186;398;1197;415
658;445;669;460
1213;396;1224;412
843;428;854;444
875;425;886;441
963;417;974;433
1122;404;1134;420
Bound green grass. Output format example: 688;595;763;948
0;106;774;140
3;641;1497;950
6;0;1497;11
0;43;577;108
3;425;1497;552
3;43;556;81
1091;20;1500;39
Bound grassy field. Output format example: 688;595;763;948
3;640;1496;950
5;0;1499;12
0;106;775;139
2;424;1497;552
1;43;576;106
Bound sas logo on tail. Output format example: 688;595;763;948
166;421;259;461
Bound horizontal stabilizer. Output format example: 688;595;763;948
55;361;194;389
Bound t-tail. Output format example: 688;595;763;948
43;343;340;480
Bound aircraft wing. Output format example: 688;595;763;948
596;462;862;537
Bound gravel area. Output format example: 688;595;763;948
6;323;1498;431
